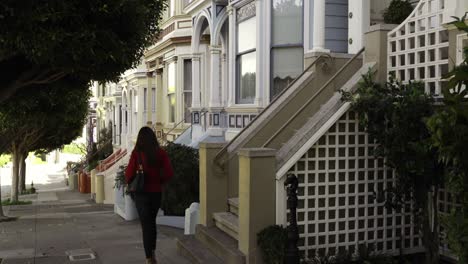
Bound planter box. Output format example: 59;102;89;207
114;186;138;221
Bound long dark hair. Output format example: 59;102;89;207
135;126;159;166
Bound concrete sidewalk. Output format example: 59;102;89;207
0;189;191;264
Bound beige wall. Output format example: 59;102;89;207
364;24;397;83
199;142;228;227
238;148;276;264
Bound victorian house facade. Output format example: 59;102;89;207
93;0;468;262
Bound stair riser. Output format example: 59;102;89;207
177;240;202;264
214;219;238;241
228;204;238;216
196;229;244;264
177;237;223;264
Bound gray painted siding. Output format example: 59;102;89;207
325;0;348;53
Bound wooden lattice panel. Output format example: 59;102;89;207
388;0;449;95
287;111;424;259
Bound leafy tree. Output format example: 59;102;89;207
0;77;90;201
383;0;414;24
342;74;442;264
426;16;468;262
0;0;167;102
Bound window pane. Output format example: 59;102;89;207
143;88;147;111
184;60;192;91
271;47;303;99
184;92;192;123
237;51;256;104
168;62;176;93
238;17;256;53
272;0;303;45
134;94;138;112
151;88;156;112
169;94;175;123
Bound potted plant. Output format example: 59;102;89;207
113;165;138;221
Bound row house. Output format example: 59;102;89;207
93;0;468;262
141;0;396;147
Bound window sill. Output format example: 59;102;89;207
225;105;263;113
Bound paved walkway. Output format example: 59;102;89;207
0;188;191;264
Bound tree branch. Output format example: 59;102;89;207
0;68;67;103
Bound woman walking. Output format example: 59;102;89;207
125;127;173;264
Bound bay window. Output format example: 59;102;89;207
167;62;176;123
236;3;256;104
183;60;192;123
271;0;304;100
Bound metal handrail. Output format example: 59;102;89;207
161;110;208;144
213;53;333;168
70;139;114;172
165;117;190;138
261;48;365;148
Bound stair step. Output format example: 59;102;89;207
196;225;245;264
213;212;239;240
177;235;223;264
228;198;239;216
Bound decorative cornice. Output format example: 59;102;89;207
236;1;255;21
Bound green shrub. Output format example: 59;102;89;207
307;245;400;264
383;0;414;24
257;225;287;264
161;142;199;216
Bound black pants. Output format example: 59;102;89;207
134;192;162;258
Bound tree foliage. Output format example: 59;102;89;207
0;77;91;201
426;15;468;263
383;0;414;24
342;17;468;261
0;0;167;101
342;74;442;263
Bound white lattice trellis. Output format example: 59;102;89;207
287;112;424;259
388;0;449;95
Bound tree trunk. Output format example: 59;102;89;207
422;189;440;264
10;145;20;202
0;175;5;218
19;152;27;193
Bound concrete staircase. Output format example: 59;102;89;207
177;197;245;264
179;51;368;263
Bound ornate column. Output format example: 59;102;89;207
191;54;201;109
190;54;203;141
155;68;163;126
312;0;330;53
208;45;224;135
227;5;236;106
209;45;222;108
255;0;264;106
146;71;154;126
221;53;228;106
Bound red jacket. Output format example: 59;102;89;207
125;148;174;192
